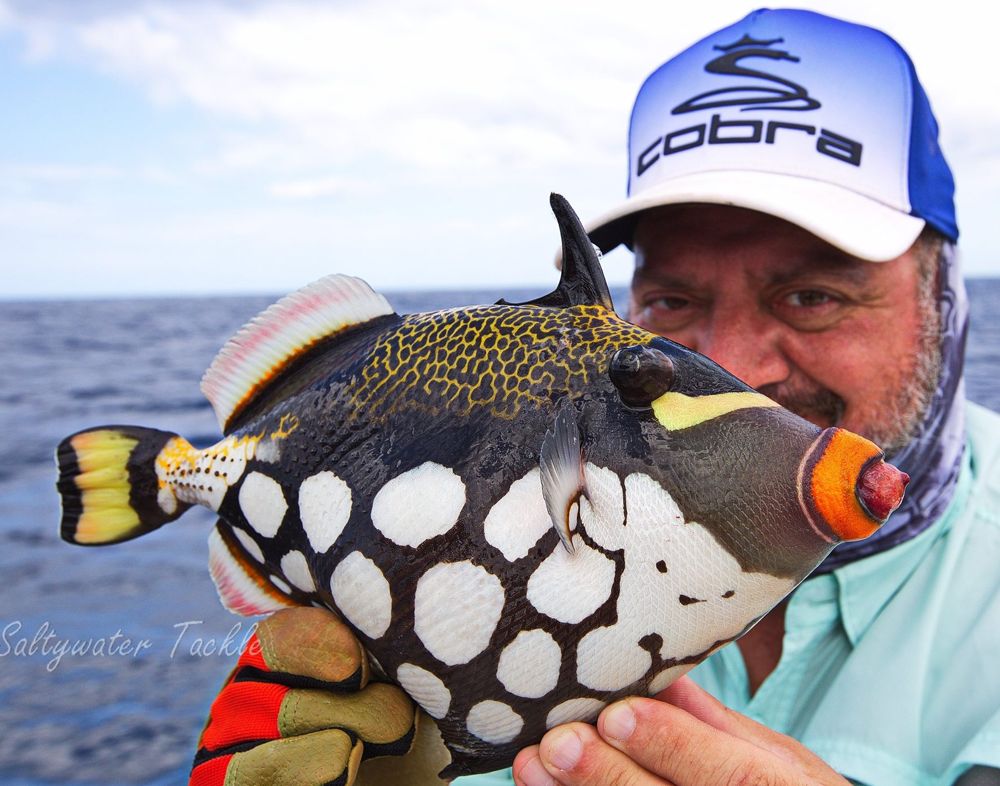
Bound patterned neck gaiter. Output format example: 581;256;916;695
816;242;969;571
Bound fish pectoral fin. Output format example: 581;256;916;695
201;274;397;431
539;399;587;555
498;194;615;312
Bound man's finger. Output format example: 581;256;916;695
525;721;672;786
200;681;415;753
282;683;417;756
238;607;368;690
513;745;554;786
654;676;835;773
594;697;776;786
200;680;288;751
190;728;362;786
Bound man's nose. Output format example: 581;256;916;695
692;314;791;389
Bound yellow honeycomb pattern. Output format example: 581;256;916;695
351;304;652;420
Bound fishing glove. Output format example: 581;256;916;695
189;607;451;786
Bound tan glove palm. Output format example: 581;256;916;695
189;607;451;786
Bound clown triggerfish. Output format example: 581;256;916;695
55;194;908;777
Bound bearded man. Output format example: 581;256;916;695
189;10;1000;786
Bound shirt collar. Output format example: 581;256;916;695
830;445;973;646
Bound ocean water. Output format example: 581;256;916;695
1;282;998;785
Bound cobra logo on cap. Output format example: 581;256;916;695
672;34;821;114
634;34;863;179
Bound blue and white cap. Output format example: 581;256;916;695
587;8;958;260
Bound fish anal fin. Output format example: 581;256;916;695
539;400;587;555
208;524;296;616
201;274;395;431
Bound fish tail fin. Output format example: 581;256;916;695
56;426;195;546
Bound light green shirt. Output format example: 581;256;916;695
458;402;1000;786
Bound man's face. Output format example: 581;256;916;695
628;204;940;455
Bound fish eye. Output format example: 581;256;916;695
609;345;675;409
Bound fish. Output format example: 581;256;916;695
55;194;909;778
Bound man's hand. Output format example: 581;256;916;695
512;676;849;786
189;607;451;786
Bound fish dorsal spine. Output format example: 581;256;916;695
201;274;395;430
498;193;615;311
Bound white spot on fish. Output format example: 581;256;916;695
576;625;651;691
654;526;793;661
545;697;607;729
330;551;392;640
280;550;315;593
254;439;281;463
396;663;451;720
298;471;352;553
191;436;253;511
371;462;465;548
213;439;250;485
578;463;625;548
414;561;504;666
624;472;685;532
579;471;795;670
484;469;551;562
157;487;177;515
647;664;693;696
496;629;561;699
239;472;287;538
526;535;615;624
466;700;523;744
233;527;264;563
582;466;684;552
270;574;292;595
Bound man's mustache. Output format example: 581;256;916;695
757;380;845;427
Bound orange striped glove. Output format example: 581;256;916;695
189;607;451;786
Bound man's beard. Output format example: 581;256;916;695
865;306;941;456
758;282;942;457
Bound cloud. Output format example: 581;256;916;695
7;0;997;187
4;163;122;181
269;175;371;200
2;0;999;297
2;1;638;179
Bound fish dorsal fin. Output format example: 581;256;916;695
498;193;614;311
539;399;588;554
202;274;394;430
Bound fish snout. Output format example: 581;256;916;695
857;458;909;523
799;428;909;543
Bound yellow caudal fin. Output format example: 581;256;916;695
56;426;194;545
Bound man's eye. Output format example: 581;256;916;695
649;295;691;310
784;290;833;308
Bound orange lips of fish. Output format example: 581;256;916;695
798;427;909;543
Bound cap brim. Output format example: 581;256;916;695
586;170;926;262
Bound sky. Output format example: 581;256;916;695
2;0;998;299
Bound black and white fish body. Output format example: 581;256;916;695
56;194;908;777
